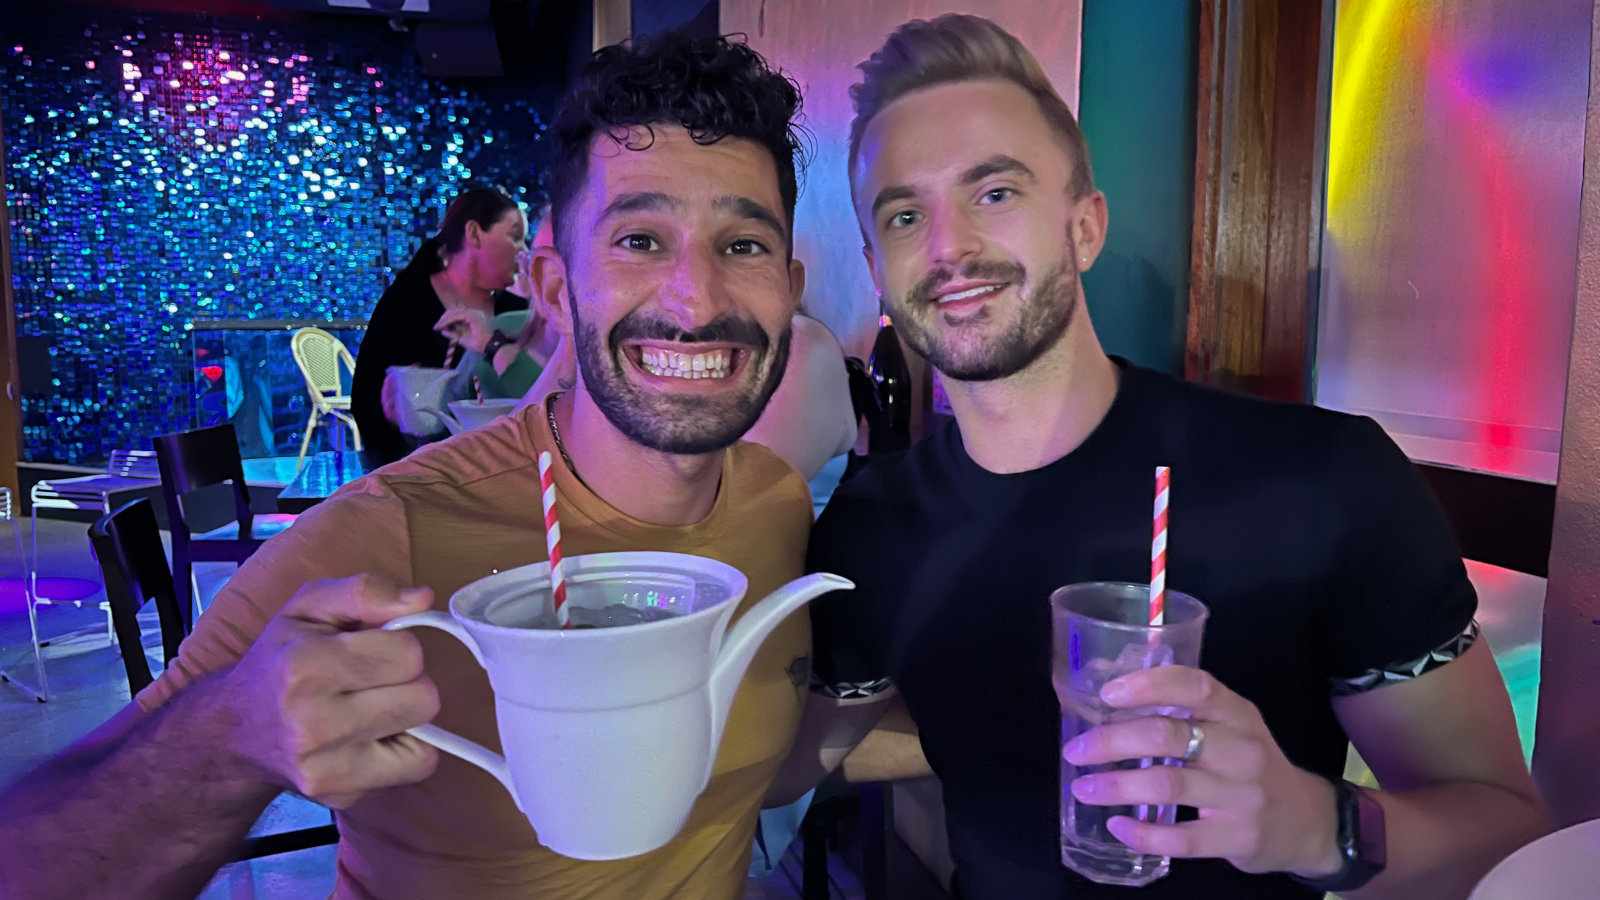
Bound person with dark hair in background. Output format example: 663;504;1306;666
352;184;529;465
0;31;819;900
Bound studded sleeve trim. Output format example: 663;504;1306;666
1331;620;1482;696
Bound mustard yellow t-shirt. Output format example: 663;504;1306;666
137;397;815;899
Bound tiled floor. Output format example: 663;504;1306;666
0;516;1548;898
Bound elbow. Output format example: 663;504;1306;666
763;782;805;809
1515;788;1555;842
763;767;819;809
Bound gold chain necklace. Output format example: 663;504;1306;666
546;392;581;483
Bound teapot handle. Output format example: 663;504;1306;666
382;612;516;800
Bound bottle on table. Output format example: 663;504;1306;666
867;314;912;453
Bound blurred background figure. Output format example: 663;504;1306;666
352;185;529;466
745;313;858;515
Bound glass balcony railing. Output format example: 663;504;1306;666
189;319;366;460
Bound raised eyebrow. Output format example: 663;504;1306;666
959;155;1037;186
870;184;918;220
714;194;788;240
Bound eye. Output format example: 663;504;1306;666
727;238;769;256
886;209;921;230
619;234;660;252
979;187;1016;205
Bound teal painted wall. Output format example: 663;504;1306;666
1078;1;1198;374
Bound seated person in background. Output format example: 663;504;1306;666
744;312;858;484
432;210;567;405
351;184;529;466
0;32;818;900
777;14;1548;900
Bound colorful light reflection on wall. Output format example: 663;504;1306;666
1316;0;1590;483
4;11;551;465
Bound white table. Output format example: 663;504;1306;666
1470;818;1600;899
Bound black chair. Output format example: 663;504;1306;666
87;498;185;694
152;424;295;633
87;497;337;861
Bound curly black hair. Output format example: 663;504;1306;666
546;31;807;257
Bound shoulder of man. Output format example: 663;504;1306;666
364;405;542;495
728;438;815;523
1132;363;1380;467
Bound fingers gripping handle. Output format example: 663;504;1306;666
382;613;516;800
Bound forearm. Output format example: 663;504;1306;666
765;692;899;807
0;677;280;899
840;699;932;784
1344;781;1549;899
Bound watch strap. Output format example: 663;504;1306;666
1289;779;1387;893
481;329;514;361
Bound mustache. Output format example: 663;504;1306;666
909;259;1027;305
608;311;771;350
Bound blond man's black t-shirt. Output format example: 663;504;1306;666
808;360;1478;899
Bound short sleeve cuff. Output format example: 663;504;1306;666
1330;620;1481;697
811;673;895;701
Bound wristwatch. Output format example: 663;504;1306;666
1291;779;1387;892
480;329;514;361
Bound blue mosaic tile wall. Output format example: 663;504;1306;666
4;10;553;465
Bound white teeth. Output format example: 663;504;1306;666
938;284;1003;304
637;347;733;379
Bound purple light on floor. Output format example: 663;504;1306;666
0;577;102;614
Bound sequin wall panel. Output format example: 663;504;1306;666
3;12;553;465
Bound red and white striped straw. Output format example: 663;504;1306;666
1149;466;1170;626
537;451;570;628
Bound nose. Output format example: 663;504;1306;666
657;244;732;333
925;204;983;270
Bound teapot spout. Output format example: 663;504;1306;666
706;573;853;762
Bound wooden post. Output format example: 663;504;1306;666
1535;0;1600;830
1186;0;1329;402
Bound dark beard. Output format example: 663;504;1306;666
568;278;792;455
893;233;1079;382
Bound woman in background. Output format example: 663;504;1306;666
426;212;562;404
352;185;528;465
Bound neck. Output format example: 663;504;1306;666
431;261;493;312
941;305;1120;474
553;390;725;526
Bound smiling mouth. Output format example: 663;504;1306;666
625;345;747;381
936;283;1007;305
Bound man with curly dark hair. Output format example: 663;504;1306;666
0;32;824;900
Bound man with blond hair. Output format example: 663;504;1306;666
775;14;1548;900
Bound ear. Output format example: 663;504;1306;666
1071;191;1110;272
465;219;484;249
530;246;574;340
787;257;807;312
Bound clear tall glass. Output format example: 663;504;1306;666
1050;582;1209;886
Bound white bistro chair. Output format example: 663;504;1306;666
290;327;362;468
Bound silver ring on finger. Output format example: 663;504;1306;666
1181;722;1206;763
